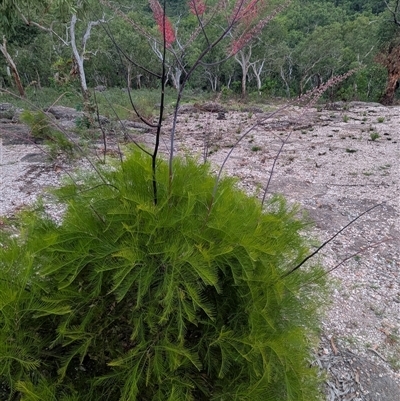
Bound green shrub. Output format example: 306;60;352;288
0;150;327;400
20;109;54;140
370;132;380;141
20;110;74;159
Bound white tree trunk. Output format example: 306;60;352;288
69;13;105;100
70;14;88;97
205;69;218;91
235;48;252;96
169;67;182;91
251;59;265;95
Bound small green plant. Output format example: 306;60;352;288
75;115;91;129
377;117;385;123
346;148;357;153
387;331;400;345
344;336;357;346
370;132;380;141
370;305;385;317
251;145;262;151
342;114;349;123
387;355;400;371
20;110;75;159
220;85;233;101
20;109;54;140
378;164;391;170
0;150;327;401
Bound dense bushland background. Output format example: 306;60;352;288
0;0;399;103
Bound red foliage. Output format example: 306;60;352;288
229;0;290;55
189;0;206;16
148;0;176;46
231;0;261;24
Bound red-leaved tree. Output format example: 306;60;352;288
102;0;295;198
148;0;176;46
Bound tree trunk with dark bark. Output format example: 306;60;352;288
377;44;400;105
380;73;400;105
0;36;25;97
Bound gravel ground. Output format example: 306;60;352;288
1;100;399;399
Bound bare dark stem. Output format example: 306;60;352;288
261;130;293;207
299;237;393;289
98;92;152;157
153;0;168;205
103;24;158;128
93;90;107;164
167;13;244;180
212;104;291;201
281;202;385;278
100;20;161;79
168;89;183;186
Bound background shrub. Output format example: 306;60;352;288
0;150;327;400
20;110;75;159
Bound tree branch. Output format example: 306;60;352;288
385;0;400;26
16;6;69;46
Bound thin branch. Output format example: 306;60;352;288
189;0;210;47
168;7;247;177
99;20;161;78
99;92;153;157
260;130;292;206
0;89;118;188
82;15;107;54
153;0;168;205
212;103;292;200
301;237;393;287
16;6;69;46
100;0;155;41
102;22;159;128
384;0;400;26
281;202;385;278
92;90;107;164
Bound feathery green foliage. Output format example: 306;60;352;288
20;110;74;159
0;150;327;400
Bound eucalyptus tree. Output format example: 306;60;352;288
0;0;110;101
376;0;400;104
0;0;39;96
